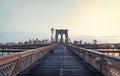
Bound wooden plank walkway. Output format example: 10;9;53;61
17;44;104;76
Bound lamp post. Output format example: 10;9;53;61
51;27;54;43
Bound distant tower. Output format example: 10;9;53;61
55;29;68;43
36;38;39;44
80;40;82;44
29;39;32;44
93;39;97;44
51;27;54;43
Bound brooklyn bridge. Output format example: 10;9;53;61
0;29;120;76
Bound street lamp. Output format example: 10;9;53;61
51;27;54;35
51;27;54;43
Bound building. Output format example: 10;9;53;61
93;39;97;45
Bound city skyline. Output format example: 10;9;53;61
0;0;120;43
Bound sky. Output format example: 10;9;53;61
0;0;120;43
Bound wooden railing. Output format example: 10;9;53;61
66;44;120;76
0;44;57;76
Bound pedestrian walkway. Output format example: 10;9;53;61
17;44;104;76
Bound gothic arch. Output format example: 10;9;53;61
55;29;68;43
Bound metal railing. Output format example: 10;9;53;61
66;44;120;76
0;44;57;76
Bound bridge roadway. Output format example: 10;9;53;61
17;44;103;76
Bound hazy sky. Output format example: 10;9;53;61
0;0;120;43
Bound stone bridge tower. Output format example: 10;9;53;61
55;29;68;43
